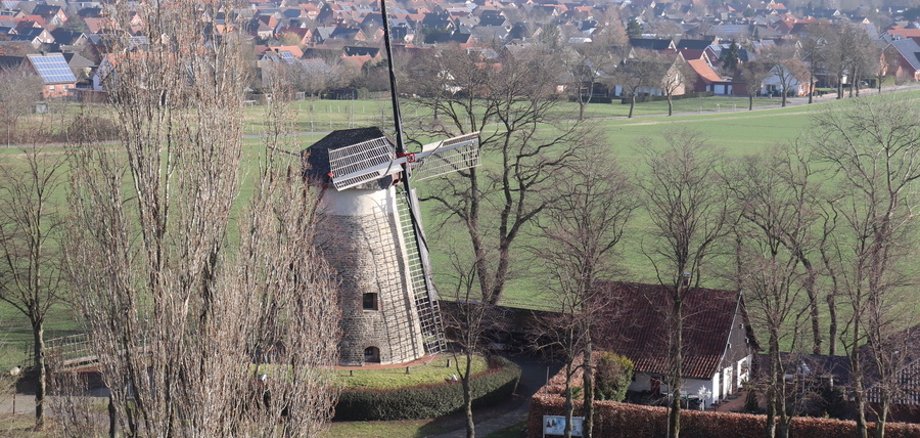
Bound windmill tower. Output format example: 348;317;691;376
302;0;479;366
303;128;479;365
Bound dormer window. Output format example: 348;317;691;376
363;293;378;310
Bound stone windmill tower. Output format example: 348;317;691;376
303;129;480;365
302;0;480;366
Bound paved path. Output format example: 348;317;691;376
430;356;560;438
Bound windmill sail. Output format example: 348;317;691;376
328;136;399;190
395;186;446;353
412;133;480;181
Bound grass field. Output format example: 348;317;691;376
2;90;919;371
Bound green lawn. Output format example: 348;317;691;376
2;90;919;367
335;355;487;390
324;419;450;438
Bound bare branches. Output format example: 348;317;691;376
813;98;920;438
0;65;42;146
535;146;637;438
639;129;730;438
408;45;582;305
0;146;67;429
58;0;340;435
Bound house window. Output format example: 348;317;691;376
362;293;378;310
364;346;380;363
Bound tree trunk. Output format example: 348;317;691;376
826;292;838;356
564;360;574;438
668;298;683;438
108;394;117;438
583;331;594;438
32;321;45;430
749;94;753;111
628;94;636;119
853;359;869;438
801;264;822;354
836;75;843;99
463;353;475;438
877;76;882;94
777;389;790;438
808;69;814;104
875;398;889;438
667;94;673;116
765;333;779;438
781;91;787;108
578;100;585;121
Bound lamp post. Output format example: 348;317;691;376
9;366;21;415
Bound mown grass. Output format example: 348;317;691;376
1;90;919;366
323;419;451;438
334;355;487;390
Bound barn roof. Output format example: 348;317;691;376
595;281;748;380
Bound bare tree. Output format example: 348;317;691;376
0;66;42;147
725;147;815;438
800;27;829;104
535;146;637;438
846;29;876;98
0;147;67;430
614;49;671;118
291;58;354;97
725;142;833;355
760;46;808;108
738;60;771;111
565;43;616;121
408;45;581;305
660;57;695;117
815;98;920;438
823;23;860;99
640;130;731;438
59;0;340;435
874;45;901;94
442;254;501;438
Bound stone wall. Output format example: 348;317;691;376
318;187;426;365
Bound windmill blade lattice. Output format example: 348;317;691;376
329;136;397;190
395;187;446;353
412;133;480;181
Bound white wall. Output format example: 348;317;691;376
631;372;716;399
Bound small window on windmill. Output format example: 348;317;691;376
363;293;379;310
364;346;380;363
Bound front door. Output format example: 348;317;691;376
723;367;732;396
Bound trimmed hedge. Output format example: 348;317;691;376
529;396;920;438
335;356;521;421
529;355;920;438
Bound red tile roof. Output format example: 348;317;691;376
595;281;742;380
688;58;723;84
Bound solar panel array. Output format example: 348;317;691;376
28;53;76;84
279;50;295;63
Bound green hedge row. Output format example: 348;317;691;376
335;356;521;421
528;395;920;438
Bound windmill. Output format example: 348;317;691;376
302;0;480;366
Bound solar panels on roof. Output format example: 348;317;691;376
27;53;75;84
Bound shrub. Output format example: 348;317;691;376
334;356;521;421
64;115;120;143
595;352;634;402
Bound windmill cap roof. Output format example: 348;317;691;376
301;127;394;188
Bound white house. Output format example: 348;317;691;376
597;282;758;407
